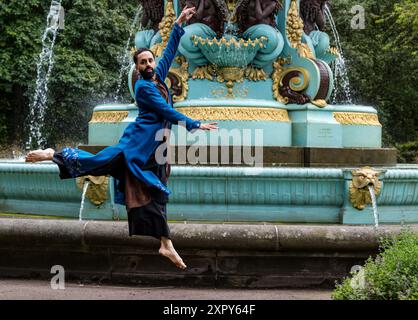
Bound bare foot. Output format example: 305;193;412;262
25;148;55;162
159;247;187;269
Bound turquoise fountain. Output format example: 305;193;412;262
1;0;417;227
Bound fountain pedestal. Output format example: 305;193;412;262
0;0;416;226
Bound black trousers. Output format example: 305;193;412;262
127;155;170;240
53;150;170;240
127;199;170;240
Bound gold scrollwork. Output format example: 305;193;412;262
168;56;189;102
349;167;382;210
333;112;382;126
76;176;109;206
151;0;176;57
89;111;129;123
272;59;288;103
272;58;310;104
175;106;290;122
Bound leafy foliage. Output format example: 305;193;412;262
329;0;417;149
0;0;138;149
332;229;418;300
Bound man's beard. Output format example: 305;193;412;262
140;68;155;80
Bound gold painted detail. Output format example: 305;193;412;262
245;66;267;81
217;66;245;83
327;47;340;58
226;0;238;23
175;107;290;122
349;167;382;210
272;58;289;103
297;43;315;59
192;35;267;49
169;56;190;102
130;46;137;57
333;112;381;126
192;65;215;80
272;58;310;104
90;111;129;123
151;0;176;57
76;176;109;206
311;99;327;108
286;0;314;59
216;67;246;97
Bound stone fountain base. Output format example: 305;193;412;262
0;218;415;288
80;145;397;168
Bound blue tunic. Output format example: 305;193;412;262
58;23;200;204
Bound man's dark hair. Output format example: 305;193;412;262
133;48;155;65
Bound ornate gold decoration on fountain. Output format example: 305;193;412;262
311;99;327;108
216;66;245;97
76;176;109;206
226;0;238;23
286;0;315;59
272;58;310;104
175;106;290;122
333;112;382;126
272;58;289;103
151;0;176;57
349;167;382;210
89;111;129;123
167;56;189;102
327;47;340;58
192;35;267;49
245;65;267;81
226;0;238;12
192;65;215;81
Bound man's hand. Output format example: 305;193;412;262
176;6;196;26
199;122;218;131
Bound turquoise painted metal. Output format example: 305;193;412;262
1;161;417;224
0;0;416;226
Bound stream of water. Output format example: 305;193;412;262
114;5;142;102
324;5;353;104
367;185;379;229
27;0;63;149
79;180;90;221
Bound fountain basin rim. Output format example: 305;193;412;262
0;217;416;251
93;103;137;112
174;98;287;109
285;103;379;113
2;162;418;179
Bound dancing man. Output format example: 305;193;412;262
26;6;218;269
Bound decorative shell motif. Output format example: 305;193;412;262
349;167;382;210
76;176;109;206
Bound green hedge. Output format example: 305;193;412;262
397;140;418;163
332;229;418;300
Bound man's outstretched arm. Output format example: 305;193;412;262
137;83;201;131
137;83;218;131
156;6;196;80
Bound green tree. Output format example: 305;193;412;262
329;0;417;149
0;0;139;150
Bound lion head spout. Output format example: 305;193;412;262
349;167;382;210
